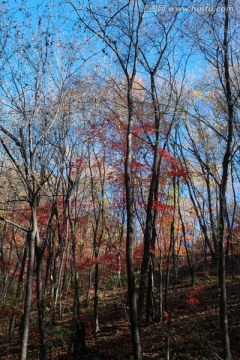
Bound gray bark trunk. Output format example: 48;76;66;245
125;84;142;360
20;201;38;360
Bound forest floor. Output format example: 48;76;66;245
1;270;240;359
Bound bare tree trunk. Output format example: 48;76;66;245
137;72;161;326
185;176;216;261
145;255;156;324
171;177;177;284
164;245;171;312
9;237;28;342
36;249;46;360
179;205;195;286
94;260;99;333
20;202;38;360
68;207;86;358
158;250;163;323
217;2;233;358
125;84;142;360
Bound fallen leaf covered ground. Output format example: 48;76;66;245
0;272;239;359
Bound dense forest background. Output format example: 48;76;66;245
0;1;239;359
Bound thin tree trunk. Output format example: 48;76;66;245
145;255;156;324
20;202;38;360
164;245;171;311
158;250;163;323
179;204;195;286
36;249;46;360
217;1;233;358
94;261;99;333
9;237;28;342
68;209;86;358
